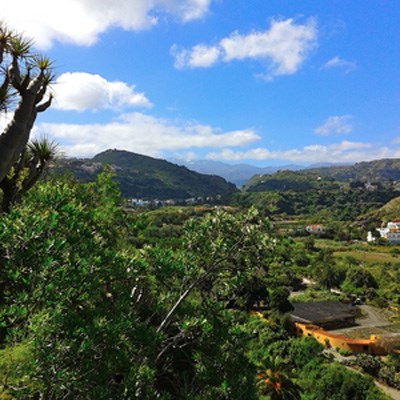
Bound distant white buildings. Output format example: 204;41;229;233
129;195;221;208
376;220;400;244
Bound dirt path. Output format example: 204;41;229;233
357;305;392;328
375;381;400;400
330;305;391;337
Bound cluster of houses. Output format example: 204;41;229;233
305;220;400;245
371;219;400;244
129;195;222;208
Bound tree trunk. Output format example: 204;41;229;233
0;178;19;213
0;73;43;183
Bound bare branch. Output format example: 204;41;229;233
36;94;53;113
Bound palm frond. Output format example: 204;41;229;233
27;137;59;163
9;34;33;58
32;55;53;71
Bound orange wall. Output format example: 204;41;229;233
294;322;387;355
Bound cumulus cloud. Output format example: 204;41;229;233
37;112;260;158
172;18;317;78
322;56;356;73
172;44;221;68
314;115;352;136
52;72;152;112
206;140;399;164
162;0;212;22
2;0;213;49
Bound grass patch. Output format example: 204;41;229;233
333;250;400;264
290;288;344;303
0;341;35;398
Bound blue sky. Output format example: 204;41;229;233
2;0;400;165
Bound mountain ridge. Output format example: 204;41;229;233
244;158;400;192
52;149;238;200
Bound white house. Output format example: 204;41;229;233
305;224;324;234
377;220;400;244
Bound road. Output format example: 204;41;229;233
330;305;391;337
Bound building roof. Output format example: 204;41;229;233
290;301;357;325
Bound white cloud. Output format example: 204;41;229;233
37;112;259;158
322;56;356;73
172;18;317;78
1;0;213;49
0;112;12;134
52;72;152;112
172;44;221;68
314;115;352;136
161;0;212;22
206;140;399;164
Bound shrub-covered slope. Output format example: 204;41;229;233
53;149;238;199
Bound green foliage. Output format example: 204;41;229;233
0;170;158;398
244;170;339;192
343;267;378;292
0;174;299;399
237;186;400;222
356;354;382;376
306;158;400;183
290;288;343;303
299;362;387;400
0;169;392;399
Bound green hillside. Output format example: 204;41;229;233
306;158;400;182
244;159;400;193
241;162;400;221
362;195;400;226
52;149;238;199
243;170;340;192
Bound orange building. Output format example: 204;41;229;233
293;322;387;355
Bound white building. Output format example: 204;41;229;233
367;231;375;243
305;224;324;234
376;220;400;244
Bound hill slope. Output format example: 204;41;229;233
53;150;238;199
243;170;340;192
306;158;400;182
362;195;400;226
244;159;400;192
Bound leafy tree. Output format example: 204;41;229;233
299;362;387;400
356;354;382;376
257;359;301;400
268;287;293;313
345;267;378;290
1;176;294;399
0;23;54;184
303;235;316;251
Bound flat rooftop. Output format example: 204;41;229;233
291;301;357;325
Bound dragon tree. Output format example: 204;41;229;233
0;22;54;185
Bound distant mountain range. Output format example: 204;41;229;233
52;150;237;199
174;159;350;187
52;150;400;201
